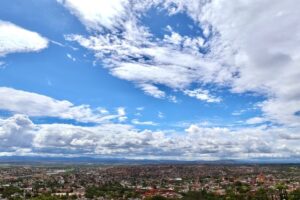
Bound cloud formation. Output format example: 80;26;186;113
1;114;299;160
131;119;158;126
0;87;126;124
57;0;129;31
0;87;298;160
0;20;48;56
60;0;300;127
1;1;299;161
61;0;221;102
195;0;300;126
183;88;221;103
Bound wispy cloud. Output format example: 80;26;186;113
66;53;76;61
61;0;300;126
131;119;158;126
158;112;164;119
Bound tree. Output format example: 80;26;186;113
0;186;22;199
147;196;169;200
252;188;269;200
289;189;300;200
30;194;61;200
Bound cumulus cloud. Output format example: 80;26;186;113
0;87;126;123
0;20;48;56
0;115;35;149
183;124;300;159
193;0;300;126
1;115;299;160
61;0;300;127
48;0;300;160
1;0;299;160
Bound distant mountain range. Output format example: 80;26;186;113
0;156;206;165
0;156;299;165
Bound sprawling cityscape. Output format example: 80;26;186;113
1;0;300;199
0;164;299;200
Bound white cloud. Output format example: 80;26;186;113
117;107;126;116
0;115;35;149
117;107;127;122
183;124;300;159
163;29;205;49
136;107;144;111
0;61;5;69
168;95;178;103
138;83;166;99
1;115;299;160
62;0;300;126
232;109;246;116
62;0;222;102
194;0;300;126
67;34;221;89
66;53;76;61
158;112;164;119
260;98;300;126
131;119;157;126
57;0;129;31
98;108;109;114
0;20;48;56
0;87;125;123
183;88;221;103
246;117;266;125
1;0;299;160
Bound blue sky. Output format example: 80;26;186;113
0;0;299;161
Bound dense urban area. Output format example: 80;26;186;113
0;164;299;200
